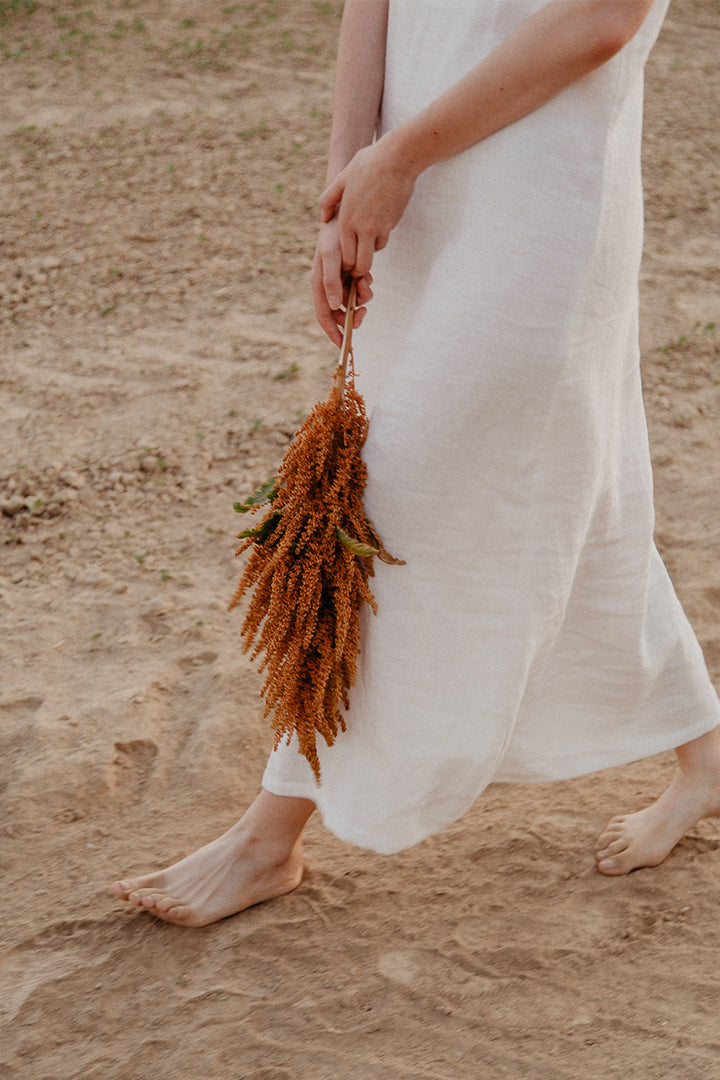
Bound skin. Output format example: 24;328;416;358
593;729;720;875
111;791;315;928
111;0;720;926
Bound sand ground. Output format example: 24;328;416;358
1;2;719;1077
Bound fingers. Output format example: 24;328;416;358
311;255;344;347
320;176;343;224
311;234;350;348
339;230;359;277
353;232;375;279
324;197;373;278
355;272;373;307
311;213;376;346
311;268;371;347
335;203;374;278
320;237;344;313
350;273;372;331
352;305;368;332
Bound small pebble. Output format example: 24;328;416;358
76;568;113;587
59;470;86;490
0;496;26;516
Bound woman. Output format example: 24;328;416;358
113;0;720;927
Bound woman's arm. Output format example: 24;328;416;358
325;0;388;184
361;0;655;184
311;0;388;344
314;0;654;340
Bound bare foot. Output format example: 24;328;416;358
594;759;720;876
111;821;304;927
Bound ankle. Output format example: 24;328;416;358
675;753;720;789
230;791;313;862
675;727;720;780
669;763;720;822
230;820;302;866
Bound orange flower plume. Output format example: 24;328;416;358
229;282;403;780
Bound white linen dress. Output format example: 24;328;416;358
262;0;720;853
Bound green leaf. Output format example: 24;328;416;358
364;516;406;566
335;525;379;558
233;476;279;513
236;510;283;543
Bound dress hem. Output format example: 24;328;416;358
262;712;720;855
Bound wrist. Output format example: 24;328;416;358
326;120;379;183
376;122;438;182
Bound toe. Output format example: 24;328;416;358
130;888;165;909
599;845;646;875
597;820;624;837
595;836;629;861
150;901;202;927
154;895;182;914
593;821;626;852
163;904;196;927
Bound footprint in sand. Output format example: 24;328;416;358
105;738;158;802
377;946;597;1030
0;694;46;790
377;947;500;998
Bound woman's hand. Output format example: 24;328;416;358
311;218;373;347
320;138;418;279
311;137;416;345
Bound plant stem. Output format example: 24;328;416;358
337;277;358;394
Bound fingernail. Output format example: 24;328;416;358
600;859;615;871
329;295;340;310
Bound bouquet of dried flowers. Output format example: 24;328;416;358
229;281;403;780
